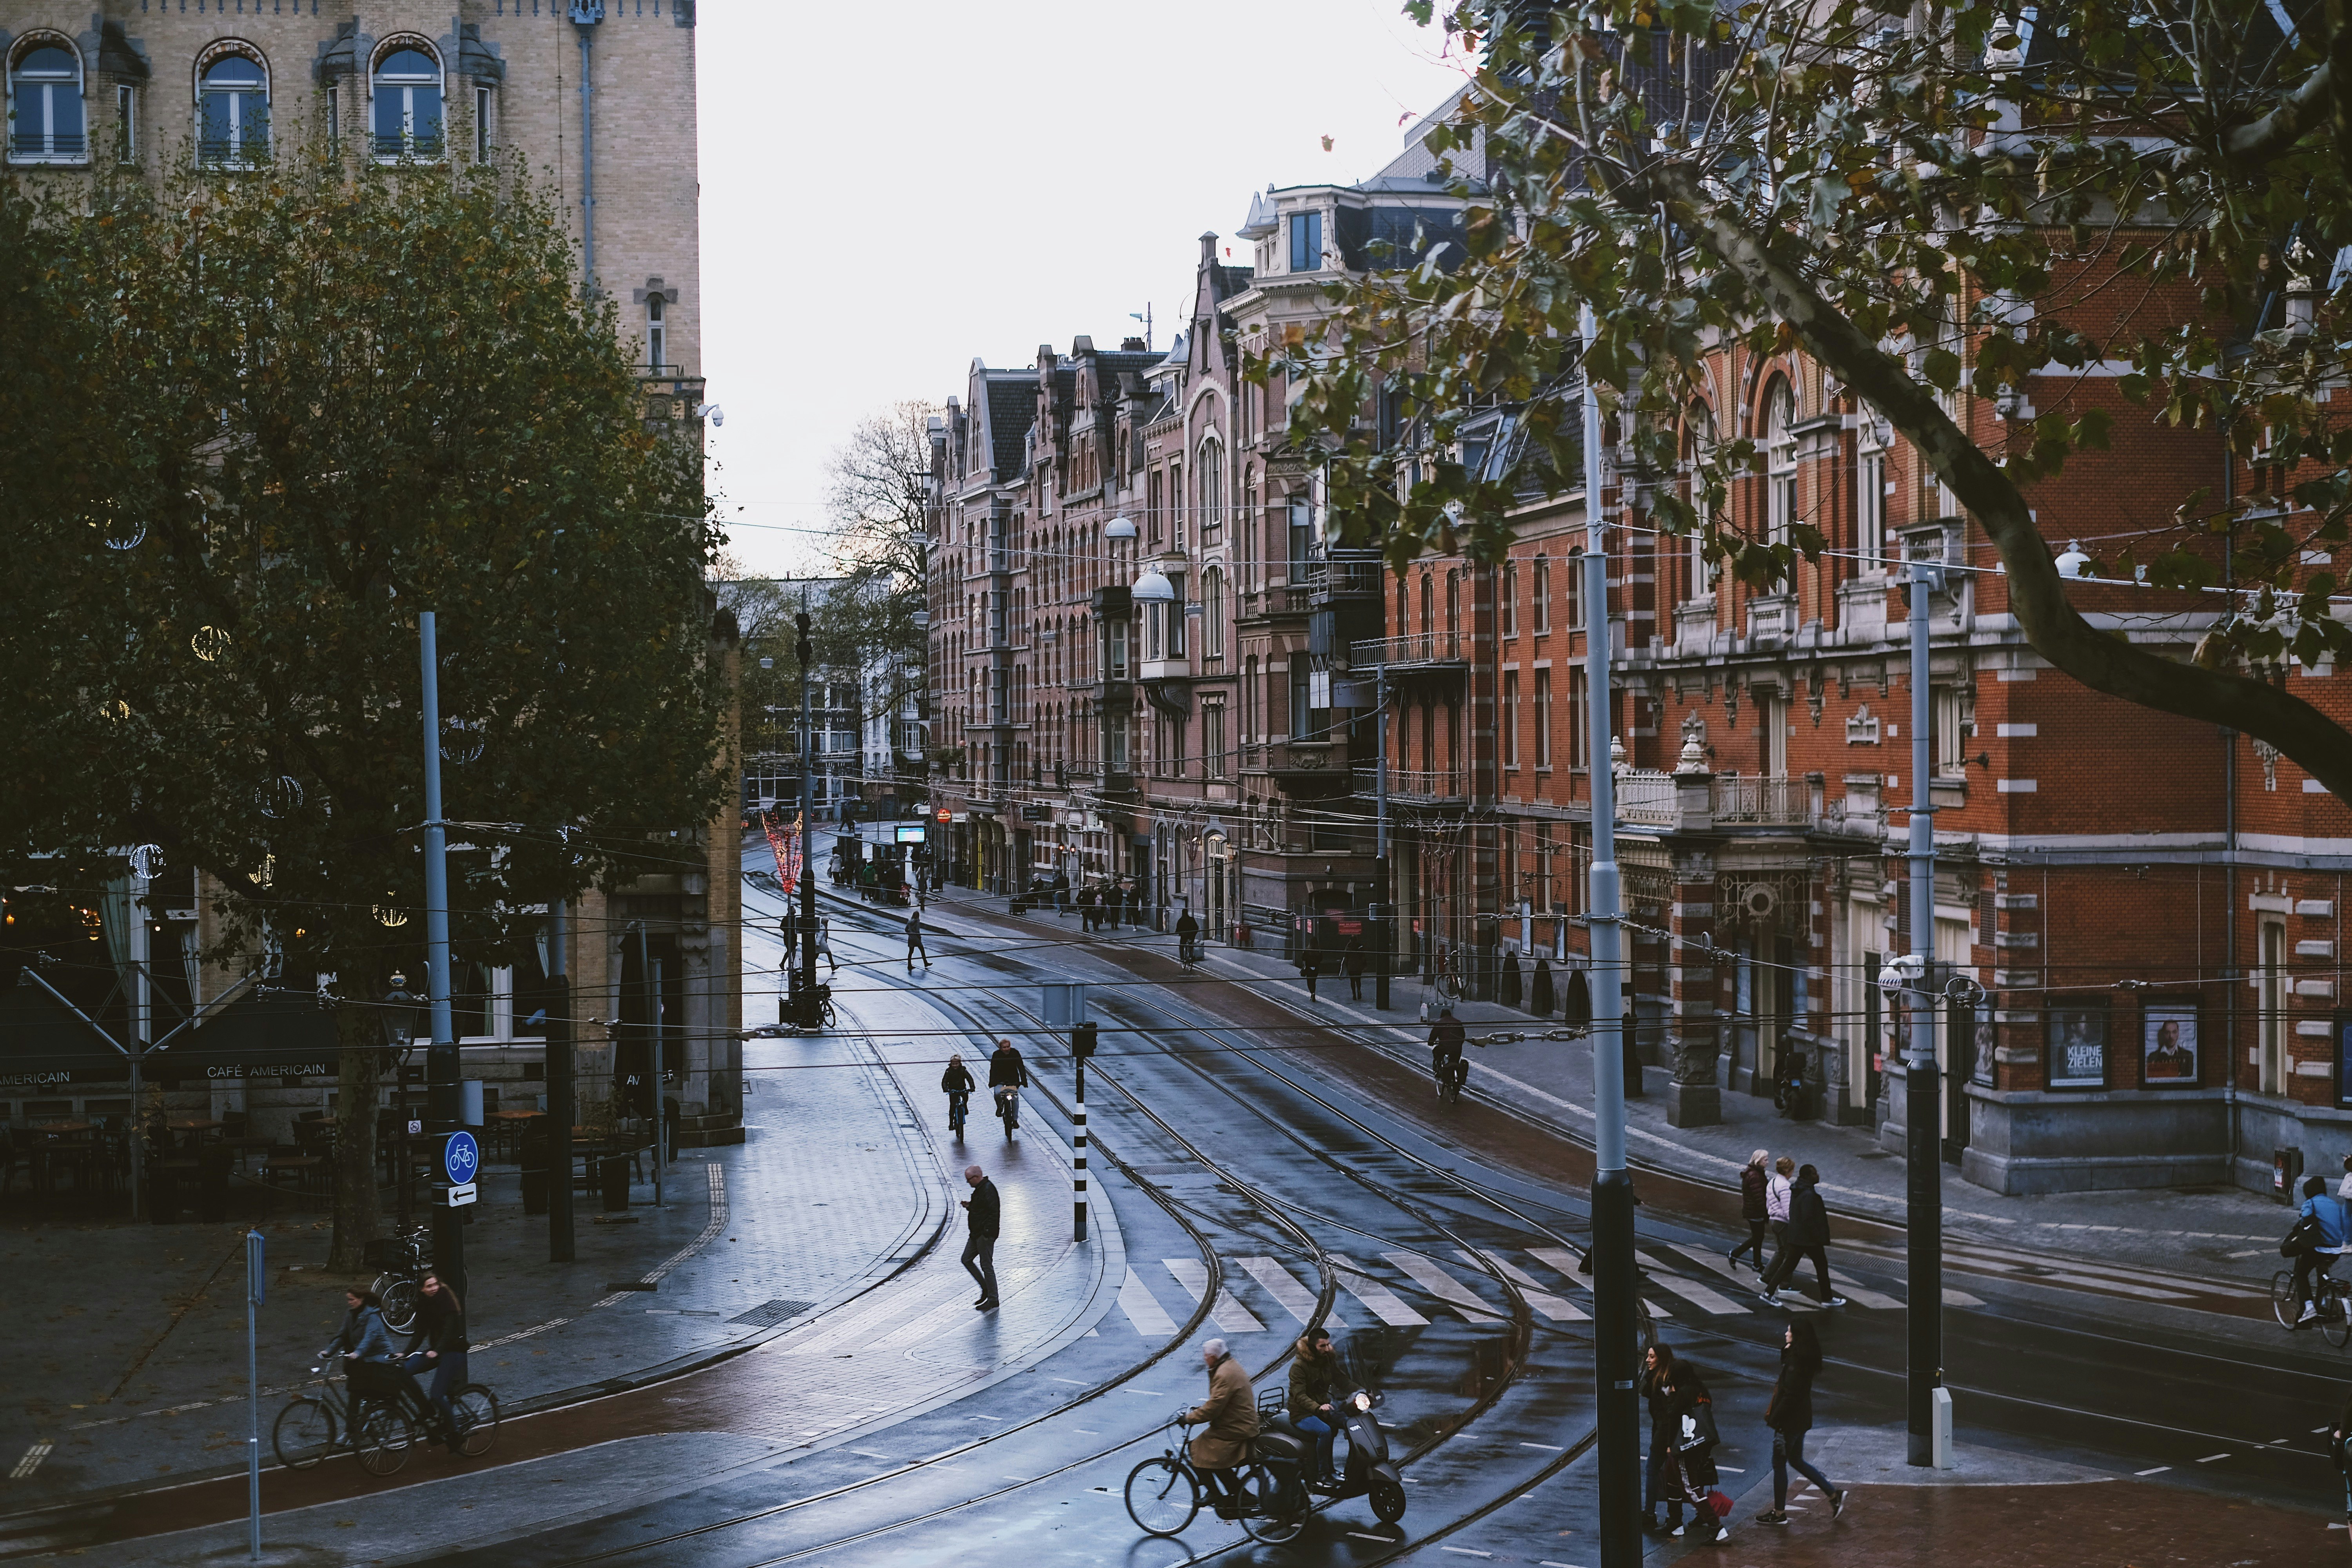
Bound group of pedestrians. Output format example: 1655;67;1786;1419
1728;1149;1847;1309
1077;881;1139;931
324;1273;472;1454
1642;1326;1848;1542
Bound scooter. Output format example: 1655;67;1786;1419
1261;1384;1406;1524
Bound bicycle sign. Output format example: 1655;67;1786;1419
442;1130;480;1186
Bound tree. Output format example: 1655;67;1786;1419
0;147;730;1270
1296;1;2352;794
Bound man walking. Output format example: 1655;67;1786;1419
1343;936;1367;1001
1761;1163;1845;1308
1300;946;1321;1002
906;907;929;972
960;1163;1001;1311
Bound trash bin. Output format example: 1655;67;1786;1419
598;1154;630;1211
2276;1146;2305;1203
197;1145;234;1222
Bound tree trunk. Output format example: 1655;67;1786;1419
327;993;383;1275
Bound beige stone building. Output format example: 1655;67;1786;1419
0;0;739;1145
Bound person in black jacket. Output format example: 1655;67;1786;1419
960;1163;1002;1310
1664;1360;1730;1543
1642;1341;1684;1536
409;1274;470;1452
940;1052;976;1132
1760;1164;1846;1308
1728;1149;1772;1272
1757;1319;1846;1524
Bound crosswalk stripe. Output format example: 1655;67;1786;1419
1658;1243;1764;1290
1381;1251;1507;1321
1637;1251;1749;1314
1163;1258;1267;1334
1461;1249;1589;1321
1236;1256;1349;1330
1526;1245;1591;1286
1943;1285;1985;1308
1326;1254;1431;1326
1118;1267;1180;1336
1826;1271;1904;1310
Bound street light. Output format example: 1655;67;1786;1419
1131;567;1174;601
2054;540;2091;579
1105;516;1138;541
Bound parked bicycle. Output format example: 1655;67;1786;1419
272;1362;499;1476
367;1225;434;1336
2274;1267;2352;1347
1124;1415;1307;1542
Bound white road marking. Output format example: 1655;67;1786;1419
1381;1251;1506;1321
9;1443;52;1480
2196;1453;2230;1463
1639;1250;1751;1314
1163;1258;1266;1334
1440;1550;1494;1559
849;1450;893;1459
1828;1272;1906;1311
2135;1466;2171;1475
1462;1249;1589;1321
1327;1254;1431;1326
1237;1256;1349;1329
1118;1268;1180;1336
1715;1465;1746;1472
1350;1532;1395;1543
1519;1441;1563;1450
2035;1272;2195;1301
1050;1377;1091;1386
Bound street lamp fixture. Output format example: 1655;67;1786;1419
1105;516;1139;541
1131;568;1175;602
2054;540;2091;579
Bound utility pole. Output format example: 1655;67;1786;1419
1580;306;1639;1568
1374;664;1391;1010
794;596;822;1028
1901;552;1945;1465
418;611;466;1305
548;900;575;1260
633;921;665;1209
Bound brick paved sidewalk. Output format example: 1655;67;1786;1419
911;884;2292;1285
1649;1424;2336;1566
2;1024;939;1515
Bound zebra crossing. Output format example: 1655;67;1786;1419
1109;1242;1937;1338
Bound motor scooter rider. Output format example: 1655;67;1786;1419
1287;1328;1345;1486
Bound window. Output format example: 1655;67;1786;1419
1201;567;1225;660
1568;668;1588;768
1564;552;1584;628
1534;671;1553;767
474;85;493;161
198;54;269;166
1289;210;1323;273
1687;409;1716;598
1287;500;1314;583
11;44;85;162
1170;458;1184;546
1503;671;1520;768
1204;702;1227;779
2259;920;2285;1095
1764;379;1797;545
1147;468;1163;544
1167;576;1186;657
1932;687;1965;777
1857;426;1887;570
372;46;443;159
1197;439;1223;531
1533;558;1551;633
114;83;135;164
1445;570;1461;653
646;295;666;372
1761;693;1788;776
1502;562;1518;638
1290;663;1313;740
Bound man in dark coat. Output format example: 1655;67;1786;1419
1179;1338;1259;1516
1760;1163;1845;1308
960;1163;1001;1310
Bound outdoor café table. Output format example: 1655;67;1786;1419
28;1123;95;1194
486;1108;543;1161
166;1117;224;1154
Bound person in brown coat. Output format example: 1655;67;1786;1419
1179;1337;1259;1517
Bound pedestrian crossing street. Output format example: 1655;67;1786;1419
1109;1241;1980;1338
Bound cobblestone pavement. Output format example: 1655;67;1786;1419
0;897;935;1517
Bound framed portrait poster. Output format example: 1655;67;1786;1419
2046;1005;2108;1089
2337;1013;2352;1110
2140;1004;2199;1088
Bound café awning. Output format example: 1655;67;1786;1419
143;987;344;1082
0;978;131;1084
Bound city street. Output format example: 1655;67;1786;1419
13;863;2335;1567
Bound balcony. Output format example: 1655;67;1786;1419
1139;657;1192;681
1352;766;1468;806
1611;769;1812;830
10;131;87;162
1246;741;1346;782
1307;556;1387;602
637;371;708;437
1350;632;1470;670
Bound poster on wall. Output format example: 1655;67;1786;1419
2336;1013;2352;1110
2140;1005;2200;1087
2047;1006;2107;1089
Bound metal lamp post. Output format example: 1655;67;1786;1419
1895;548;1945;1466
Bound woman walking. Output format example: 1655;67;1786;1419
1642;1341;1684;1536
1728;1149;1772;1272
1757;1320;1847;1526
1664;1358;1730;1543
1761;1164;1846;1308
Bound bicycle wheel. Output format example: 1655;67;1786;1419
1240;1465;1308;1543
2274;1269;2300;1328
820;996;838;1028
1125;1455;1199;1537
272;1397;338;1471
451;1385;501;1456
354;1402;416;1477
379;1277;421;1337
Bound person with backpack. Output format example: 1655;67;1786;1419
1664;1359;1730;1543
1762;1163;1846;1308
1755;1319;1848;1527
1728;1149;1772;1273
2287;1174;2351;1325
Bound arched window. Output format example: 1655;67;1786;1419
646;294;666;371
1445;569;1461;654
1501;561;1518;639
1763;378;1796;545
198;52;269;166
1196;437;1225;531
1686;406;1717;599
372;44;443;159
9;42;84;163
1201;566;1225;660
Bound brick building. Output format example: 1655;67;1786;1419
0;0;741;1145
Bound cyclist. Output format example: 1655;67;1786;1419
324;1287;405;1425
408;1273;469;1453
940;1051;976;1133
1175;908;1201;966
987;1037;1030;1128
2292;1174;2350;1325
1177;1337;1258;1519
1430;1008;1468;1102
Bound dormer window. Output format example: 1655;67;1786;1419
1289;211;1322;273
372;45;444;160
10;43;85;163
198;53;269;167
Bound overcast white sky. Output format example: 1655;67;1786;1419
695;0;1470;578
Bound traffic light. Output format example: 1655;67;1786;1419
795;610;812;669
1072;1020;1098;1059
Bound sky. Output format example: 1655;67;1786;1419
695;0;1472;578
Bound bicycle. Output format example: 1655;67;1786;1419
995;1085;1020;1138
1434;1053;1468;1105
1124;1417;1307;1543
366;1226;434;1336
1178;937;1203;971
272;1361;499;1475
813;982;837;1029
947;1089;969;1140
2272;1265;2352;1347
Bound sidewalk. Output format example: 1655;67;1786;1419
2;1026;938;1515
913;886;2291;1283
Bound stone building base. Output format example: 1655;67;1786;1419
1955;1085;2232;1194
1666;1080;1722;1128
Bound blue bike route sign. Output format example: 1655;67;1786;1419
443;1129;480;1186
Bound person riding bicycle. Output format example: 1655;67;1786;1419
987;1037;1029;1123
940;1052;976;1132
1178;1337;1259;1519
323;1287;406;1422
1430;1008;1468;1097
1175;909;1201;965
407;1273;470;1453
2290;1174;2351;1325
